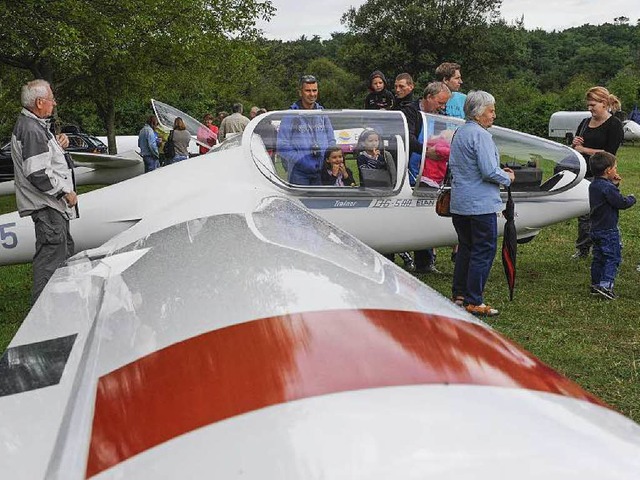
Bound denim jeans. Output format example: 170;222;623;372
590;228;622;289
452;213;498;305
172;154;188;163
143;155;160;173
414;249;435;269
288;168;321;185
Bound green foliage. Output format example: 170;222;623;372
492;78;561;137
608;67;640;111
340;0;503;80
0;0;275;150
306;57;360;109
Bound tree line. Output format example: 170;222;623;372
1;0;639;149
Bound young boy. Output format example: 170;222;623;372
588;151;636;299
363;71;396;110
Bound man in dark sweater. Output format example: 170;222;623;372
588;151;636;299
392;73;437;274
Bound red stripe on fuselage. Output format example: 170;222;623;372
86;309;602;477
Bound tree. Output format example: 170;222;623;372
340;0;503;80
0;0;275;151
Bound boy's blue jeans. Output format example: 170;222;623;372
590;228;622;289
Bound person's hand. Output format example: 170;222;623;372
56;133;69;149
339;163;348;177
612;173;622;185
373;148;380;158
572;136;584;147
331;164;340;176
426;146;436;159
64;191;78;207
503;167;516;182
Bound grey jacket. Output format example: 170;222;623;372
11;108;75;218
172;129;191;157
218;113;249;141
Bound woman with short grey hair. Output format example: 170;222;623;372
464;90;495;120
448;90;515;317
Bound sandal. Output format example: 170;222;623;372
452;295;465;307
465;303;499;317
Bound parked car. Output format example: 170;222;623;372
0;142;12;182
0;126;107;183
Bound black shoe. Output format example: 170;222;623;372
415;264;442;274
592;285;616;300
450;251;457;263
398;252;416;272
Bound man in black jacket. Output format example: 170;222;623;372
391;73;438;274
393;73;423;160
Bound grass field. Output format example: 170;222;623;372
1;145;639;422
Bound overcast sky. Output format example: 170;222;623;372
257;0;639;40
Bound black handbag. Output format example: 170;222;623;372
164;130;176;159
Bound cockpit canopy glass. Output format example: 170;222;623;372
414;113;585;196
250;110;407;193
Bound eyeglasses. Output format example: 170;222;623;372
299;75;317;85
39;97;56;104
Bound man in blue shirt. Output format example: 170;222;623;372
435;62;466;120
138;115;160;173
277;75;335;185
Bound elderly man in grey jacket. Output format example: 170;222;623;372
218;103;250;142
11;79;77;303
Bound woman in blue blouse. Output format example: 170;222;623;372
449;91;515;317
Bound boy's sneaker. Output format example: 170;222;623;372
590;286;599;296
399;252;416;272
466;303;499;317
592;285;617;300
571;249;589;259
452;295;465;307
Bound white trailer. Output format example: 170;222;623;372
548;111;589;143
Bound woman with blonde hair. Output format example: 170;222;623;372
571;86;624;259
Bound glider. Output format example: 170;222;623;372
0;109;590;265
2;108;639;478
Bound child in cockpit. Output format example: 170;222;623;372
356;129;388;171
321;146;356;187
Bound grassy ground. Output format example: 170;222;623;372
417;144;640;421
1;146;639;421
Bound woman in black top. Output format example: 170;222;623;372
571;86;624;258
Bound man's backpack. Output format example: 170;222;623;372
164;130;176;159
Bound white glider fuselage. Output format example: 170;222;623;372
0;110;589;265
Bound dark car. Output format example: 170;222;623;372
0;142;13;182
0;126;107;183
60;125;108;155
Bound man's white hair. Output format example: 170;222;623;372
21;79;51;109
